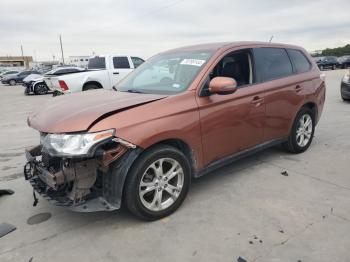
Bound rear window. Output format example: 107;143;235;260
113;57;130;69
287;49;311;73
253;47;293;82
88;57;106;69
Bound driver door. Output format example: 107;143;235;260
196;49;265;166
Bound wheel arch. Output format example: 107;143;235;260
287;101;318;137
141;138;197;177
83;81;103;90
301;101;318;120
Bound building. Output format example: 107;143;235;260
0;56;33;68
68;56;90;68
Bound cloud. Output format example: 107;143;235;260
0;0;349;61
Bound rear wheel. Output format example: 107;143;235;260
124;145;191;221
9;80;16;86
34;83;48;95
332;64;336;70
83;83;99;91
283;107;315;154
319;65;324;70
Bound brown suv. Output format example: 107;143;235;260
24;42;325;220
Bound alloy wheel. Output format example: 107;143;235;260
35;84;47;95
296;114;313;147
139;158;184;212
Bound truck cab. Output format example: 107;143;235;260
45;55;144;94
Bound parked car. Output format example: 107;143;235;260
24;42;325;220
0;70;19;80
44;55;144;94
340;70;350;101
338;55;350;69
316;56;340;70
24;67;85;95
1;70;41;85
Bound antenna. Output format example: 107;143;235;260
269;36;274;43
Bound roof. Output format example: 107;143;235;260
163;41;304;54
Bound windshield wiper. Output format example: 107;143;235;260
127;89;143;93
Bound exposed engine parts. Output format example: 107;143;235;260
24;139;131;210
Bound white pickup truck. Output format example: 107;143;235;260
44;55;144;94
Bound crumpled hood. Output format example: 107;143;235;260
28;89;167;133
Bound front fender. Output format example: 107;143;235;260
103;147;143;208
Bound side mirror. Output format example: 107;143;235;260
209;77;237;95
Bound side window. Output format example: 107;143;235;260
253;47;293;82
113;57;130;69
287;49;311;73
131;57;145;68
209;49;253;87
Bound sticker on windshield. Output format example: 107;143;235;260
172;83;181;89
180;59;206;67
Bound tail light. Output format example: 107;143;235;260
58;80;69;91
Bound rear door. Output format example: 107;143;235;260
111;56;132;86
253;47;306;141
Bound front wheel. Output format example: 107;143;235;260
34;83;48;95
332;65;336;70
283;107;315;153
9;80;16;86
124;145;191;221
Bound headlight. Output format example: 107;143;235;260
343;73;350;83
41;129;115;157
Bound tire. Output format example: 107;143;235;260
124;145;191;221
83;83;99;91
341;94;350;101
9;80;16;86
332;65;336;70
24;87;30;95
33;83;48;95
283;107;315;154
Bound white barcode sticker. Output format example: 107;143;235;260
180;59;206;67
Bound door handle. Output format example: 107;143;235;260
295;85;303;92
113;72;119;75
251;96;264;106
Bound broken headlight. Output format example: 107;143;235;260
41;129;115;157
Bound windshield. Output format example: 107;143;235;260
117;51;213;94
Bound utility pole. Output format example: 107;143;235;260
269;35;274;43
20;45;26;68
59;34;65;64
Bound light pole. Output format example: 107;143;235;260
59;34;65;64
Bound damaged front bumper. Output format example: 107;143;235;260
24;140;140;212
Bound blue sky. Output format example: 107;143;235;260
0;0;349;61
